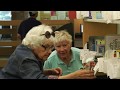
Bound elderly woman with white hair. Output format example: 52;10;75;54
0;24;62;79
44;30;96;79
0;25;95;79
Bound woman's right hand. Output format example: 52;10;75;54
74;69;96;79
58;69;96;79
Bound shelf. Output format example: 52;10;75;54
0;40;21;46
84;19;120;24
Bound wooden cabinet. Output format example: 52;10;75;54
74;19;117;47
83;21;117;46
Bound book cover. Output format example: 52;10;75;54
95;39;105;56
88;36;105;51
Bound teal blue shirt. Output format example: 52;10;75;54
43;47;83;75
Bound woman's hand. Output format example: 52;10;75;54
44;67;62;76
83;61;96;70
58;69;96;79
51;67;62;76
75;69;96;79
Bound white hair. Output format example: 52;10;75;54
22;24;54;48
54;30;72;45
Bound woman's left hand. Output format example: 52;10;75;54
51;67;62;76
44;67;62;76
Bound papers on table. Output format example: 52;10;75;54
93;57;120;79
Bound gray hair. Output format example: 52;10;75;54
54;30;72;45
22;24;54;48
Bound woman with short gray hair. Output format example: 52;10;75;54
44;30;96;79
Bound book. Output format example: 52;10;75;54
89;36;105;51
95;39;105;56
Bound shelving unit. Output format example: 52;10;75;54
84;19;120;24
0;20;22;68
82;19;117;46
84;19;107;23
73;19;83;48
41;20;72;25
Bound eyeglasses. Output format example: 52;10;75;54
41;45;54;51
41;31;55;39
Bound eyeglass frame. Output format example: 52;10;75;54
41;45;54;51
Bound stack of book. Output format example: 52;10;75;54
88;36;105;56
